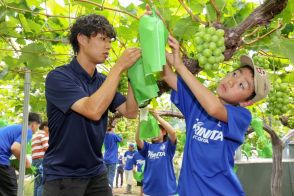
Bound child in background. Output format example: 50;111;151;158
103;126;122;188
32;121;49;196
133;150;145;196
124;143;136;194
135;111;177;196
115;152;124;188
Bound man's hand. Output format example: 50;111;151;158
116;48;141;71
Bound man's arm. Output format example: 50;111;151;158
11;142;31;168
116;81;138;119
150;111;176;144
71;48;141;121
167;35;228;122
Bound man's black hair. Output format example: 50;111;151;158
235;65;256;101
28;112;42;124
69;14;116;54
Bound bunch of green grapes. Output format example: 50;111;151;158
253;55;270;69
118;73;128;95
194;26;225;70
267;83;291;116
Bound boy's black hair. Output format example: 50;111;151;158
39;121;48;130
28;112;42;124
159;124;168;142
107;125;115;132
69;14;116;54
235;65;256;101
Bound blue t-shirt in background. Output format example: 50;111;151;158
44;58;126;181
0;124;32;165
104;132;122;164
139;139;177;196
133;151;145;172
117;155;124;170
171;76;251;196
124;150;136;170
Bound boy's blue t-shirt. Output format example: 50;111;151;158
117;155;124;170
124;150;136;170
171;76;252;196
103;132;122;164
139;139;177;196
133;151;145;172
0;124;33;165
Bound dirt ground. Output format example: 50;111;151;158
112;181;142;196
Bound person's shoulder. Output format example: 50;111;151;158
48;64;70;76
34;130;46;136
46;63;77;84
8;124;22;131
225;104;252;120
227;104;251;113
46;66;65;81
0;124;21;133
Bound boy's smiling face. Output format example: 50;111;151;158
216;67;255;105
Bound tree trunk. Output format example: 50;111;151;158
271;140;283;196
264;124;283;196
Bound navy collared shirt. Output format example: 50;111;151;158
44;58;126;181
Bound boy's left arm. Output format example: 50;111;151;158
150;111;177;144
168;35;228;122
116;82;138;119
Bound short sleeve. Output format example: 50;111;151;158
171;76;200;117
115;134;122;142
15;130;32;144
166;139;176;157
139;141;150;158
45;70;87;113
225;105;252;143
108;92;126;113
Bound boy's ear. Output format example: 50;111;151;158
239;100;254;107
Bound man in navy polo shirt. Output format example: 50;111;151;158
43;14;140;196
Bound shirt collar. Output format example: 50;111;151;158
70;57;98;83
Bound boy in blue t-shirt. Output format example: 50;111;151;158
124;143;136;194
115;153;124;188
136;111;177;196
163;35;270;196
0;112;41;196
133;151;145;196
103;126;122;188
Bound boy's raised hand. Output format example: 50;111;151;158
167;35;183;70
145;4;152;16
143;4;161;17
149;110;159;118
